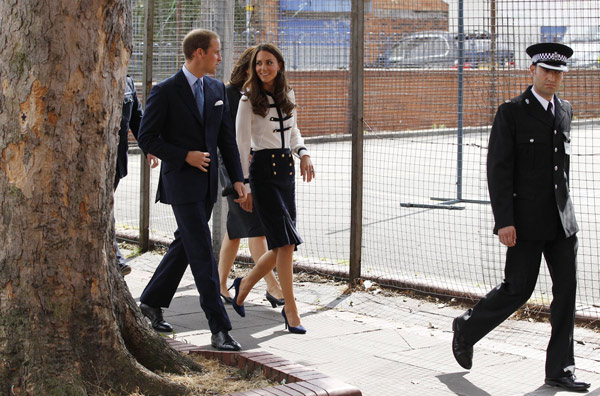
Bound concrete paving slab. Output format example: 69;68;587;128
125;252;600;396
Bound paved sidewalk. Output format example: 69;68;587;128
126;252;600;396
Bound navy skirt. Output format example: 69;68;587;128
250;148;303;250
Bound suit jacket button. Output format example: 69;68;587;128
272;163;276;167
272;154;275;158
289;172;293;175
273;171;277;175
282;154;285;158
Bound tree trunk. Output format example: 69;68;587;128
0;1;200;394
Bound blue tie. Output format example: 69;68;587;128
195;77;204;119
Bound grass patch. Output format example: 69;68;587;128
104;354;278;395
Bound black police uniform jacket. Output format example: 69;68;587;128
487;85;578;240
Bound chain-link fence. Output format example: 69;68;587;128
116;0;600;325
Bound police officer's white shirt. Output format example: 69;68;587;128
531;86;555;115
236;89;309;193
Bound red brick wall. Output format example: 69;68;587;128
130;69;598;144
287;69;600;137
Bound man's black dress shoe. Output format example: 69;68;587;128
452;317;473;370
140;303;173;332
545;375;590;392
211;331;241;351
118;263;132;276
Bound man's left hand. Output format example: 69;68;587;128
233;181;247;204
147;154;159;168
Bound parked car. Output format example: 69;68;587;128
563;26;600;69
368;31;514;69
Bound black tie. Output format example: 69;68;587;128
547;102;554;118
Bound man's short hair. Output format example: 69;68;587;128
182;29;219;60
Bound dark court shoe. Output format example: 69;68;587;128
265;291;285;308
545;375;590;392
140;303;173;333
228;277;245;317
281;308;307;334
220;293;234;305
452;317;473;370
211;331;242;351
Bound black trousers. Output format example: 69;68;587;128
456;235;578;378
140;200;231;334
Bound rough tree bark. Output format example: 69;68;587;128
0;1;201;394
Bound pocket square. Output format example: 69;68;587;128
214;100;224;106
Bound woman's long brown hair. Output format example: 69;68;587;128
243;43;295;117
228;46;255;90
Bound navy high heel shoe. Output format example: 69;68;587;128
265;291;285;308
281;308;306;334
228;277;245;317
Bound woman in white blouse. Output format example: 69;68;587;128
229;43;315;334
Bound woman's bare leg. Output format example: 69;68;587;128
275;245;302;327
249;236;283;299
217;232;240;299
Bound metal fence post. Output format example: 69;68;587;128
212;0;235;256
349;0;364;284
456;0;464;202
139;0;154;252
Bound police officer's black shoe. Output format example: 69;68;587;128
452;317;473;370
545;375;590;392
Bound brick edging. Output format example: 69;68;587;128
166;338;362;396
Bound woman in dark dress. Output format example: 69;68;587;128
230;43;315;333
218;46;284;308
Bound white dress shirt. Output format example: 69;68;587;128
531;86;555;115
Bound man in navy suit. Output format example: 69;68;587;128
136;29;247;351
113;76;158;276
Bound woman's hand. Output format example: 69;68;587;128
300;155;315;182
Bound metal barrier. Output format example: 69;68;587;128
117;0;600;322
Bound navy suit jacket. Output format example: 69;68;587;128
116;76;142;182
137;70;244;205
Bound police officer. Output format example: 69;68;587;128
451;42;590;392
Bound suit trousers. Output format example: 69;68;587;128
113;176;125;266
457;235;578;378
140;200;232;334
